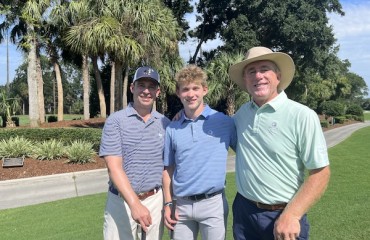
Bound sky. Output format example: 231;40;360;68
1;0;370;97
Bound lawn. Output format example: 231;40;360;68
14;114;83;126
0;127;369;239
364;111;370;121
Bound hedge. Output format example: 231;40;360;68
320;120;329;128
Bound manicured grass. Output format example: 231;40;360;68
0;194;106;240
15;114;83;126
1;127;369;239
308;126;370;240
364;111;370;121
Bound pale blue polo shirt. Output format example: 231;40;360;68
234;92;329;204
99;103;170;193
164;105;237;197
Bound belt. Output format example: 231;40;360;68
182;189;223;201
109;185;161;200
247;198;287;211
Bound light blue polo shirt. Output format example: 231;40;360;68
99;103;170;193
234;92;329;204
164;105;237;197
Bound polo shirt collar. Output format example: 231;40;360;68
126;102;161;119
180;104;211;123
251;91;287;111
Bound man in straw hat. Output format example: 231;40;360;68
229;47;330;240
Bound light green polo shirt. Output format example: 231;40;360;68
234;92;329;204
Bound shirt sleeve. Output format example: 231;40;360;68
299;109;329;169
163;125;175;167
230;118;237;152
99;115;122;157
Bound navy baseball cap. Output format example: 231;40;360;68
133;66;160;84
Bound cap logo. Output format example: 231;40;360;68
143;68;154;75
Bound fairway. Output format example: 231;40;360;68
0;127;369;239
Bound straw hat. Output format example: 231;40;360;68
228;46;295;91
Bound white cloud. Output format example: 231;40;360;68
328;1;370;38
327;0;370;96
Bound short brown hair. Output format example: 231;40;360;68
175;65;208;90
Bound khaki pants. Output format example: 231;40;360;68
103;189;164;240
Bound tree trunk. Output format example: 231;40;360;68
226;91;235;116
54;61;64;121
92;56;106;118
36;54;45;123
115;60;123;111
190;25;206;64
82;55;90;120
27;26;40;127
110;61;115;115
152;100;157;112
160;91;168;114
122;65;129;108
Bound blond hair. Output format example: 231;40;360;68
175;65;208;90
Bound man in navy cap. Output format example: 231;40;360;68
100;66;170;240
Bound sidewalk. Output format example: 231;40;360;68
1;121;369;210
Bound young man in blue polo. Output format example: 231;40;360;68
162;65;236;240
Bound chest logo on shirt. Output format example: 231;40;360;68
268;121;279;134
158;133;163;138
207;130;214;137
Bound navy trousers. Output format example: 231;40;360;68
232;192;310;240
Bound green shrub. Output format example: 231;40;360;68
320;100;345;117
0;136;33;158
353;115;365;122
320;120;329;128
66;140;96;164
11;117;20;126
47;115;58;122
334;116;346;124
33;140;65;160
346;104;364;117
0;128;102;151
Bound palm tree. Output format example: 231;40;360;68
121;0;182;109
157;55;184;113
206;52;249;116
45;0;76;122
1;0;50;127
52;0;92;120
36;49;45;123
0;89;21;127
64;0;181;114
63;1;109;118
23;1;52;126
